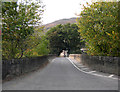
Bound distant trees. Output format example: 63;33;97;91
46;23;84;56
77;2;120;56
2;0;45;59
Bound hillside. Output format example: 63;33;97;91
44;17;77;30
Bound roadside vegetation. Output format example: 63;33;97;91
77;1;119;57
2;0;119;60
2;0;49;60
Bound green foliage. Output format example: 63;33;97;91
77;2;120;56
47;23;84;56
2;1;44;59
24;33;50;57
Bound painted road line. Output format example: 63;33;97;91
51;59;56;63
88;71;96;73
109;75;114;78
67;57;118;80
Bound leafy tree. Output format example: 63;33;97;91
46;24;64;55
23;26;50;57
63;23;84;54
77;2;120;56
46;23;84;56
2;0;44;59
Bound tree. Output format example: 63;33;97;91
2;0;44;59
46;24;64;55
23;27;50;57
46;23;84;56
77;2;120;56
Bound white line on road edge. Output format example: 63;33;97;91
66;57;119;80
48;58;56;63
88;71;96;73
51;58;56;63
109;75;114;78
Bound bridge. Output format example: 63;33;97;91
3;57;118;90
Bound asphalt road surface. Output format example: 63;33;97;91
3;57;118;90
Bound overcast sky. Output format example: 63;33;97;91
41;0;92;24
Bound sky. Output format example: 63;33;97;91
41;0;92;24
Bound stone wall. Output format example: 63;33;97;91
69;54;120;75
2;55;56;80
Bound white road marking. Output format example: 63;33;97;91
109;75;114;78
66;57;118;80
88;71;96;73
51;59;56;63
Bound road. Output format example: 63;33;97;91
3;57;118;90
